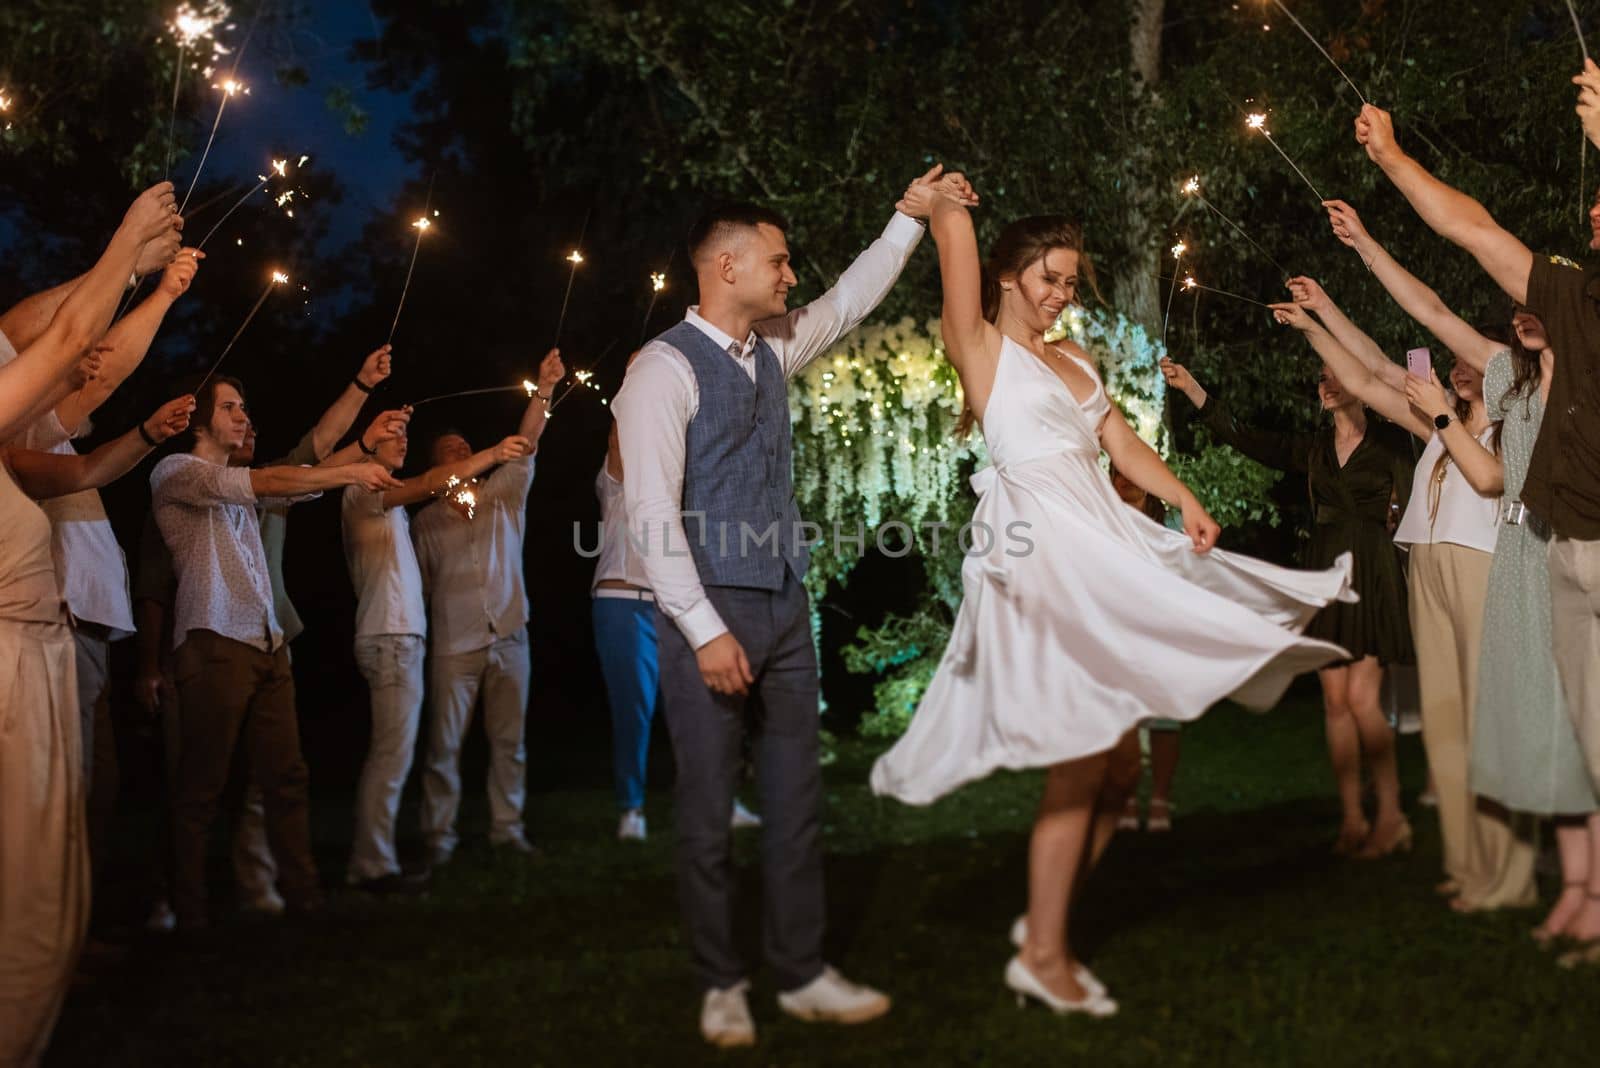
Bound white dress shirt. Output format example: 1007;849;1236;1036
342;485;427;638
150;452;283;652
411;456;536;656
611;211;924;650
591;463;652;591
0;328;135;637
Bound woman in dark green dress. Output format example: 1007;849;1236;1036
1162;357;1415;857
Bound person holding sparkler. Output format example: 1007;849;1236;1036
0;248;201;917
1316;199;1598;939
1161;347;1415;859
341;415;534;895
867;178;1354;1020
1265;287;1532;905
0;180;182;1067
1355;78;1600;962
410;348;564;867
151;375;401;934
134;387;410;928
613;165;977;1048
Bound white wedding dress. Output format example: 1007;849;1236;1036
869;337;1357;805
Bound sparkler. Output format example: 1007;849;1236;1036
1246;112;1325;204
1261;1;1368;105
0;90;12;132
553;249;584;348
640;271;667;344
194;269;289;391
546;338;621;413
387;213;434;345
194;156;294;250
407;382;535;409
442;475;478;519
1570;0;1592;236
178;77;247;216
1179;174;1291;279
1161;240;1187;350
164;3;232;178
1154;273;1274;310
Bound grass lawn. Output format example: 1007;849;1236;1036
51;695;1600;1066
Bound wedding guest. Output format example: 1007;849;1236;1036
342;416;532;892
1271;282;1536;911
0;181;180;1066
592;392;764;842
152;375;400;933
1358;91;1600;958
1163;355;1414;857
412;350;563;866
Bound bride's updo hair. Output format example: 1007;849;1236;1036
979;215;1102;323
956;216;1103;436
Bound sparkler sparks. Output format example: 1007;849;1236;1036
1177;173;1291;278
1245;110;1325;203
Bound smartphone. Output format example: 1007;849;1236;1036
1405;347;1431;379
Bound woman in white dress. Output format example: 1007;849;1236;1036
869;183;1357;1017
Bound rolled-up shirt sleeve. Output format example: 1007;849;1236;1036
759;211;925;377
152;454;257;508
612;344;728;650
484;454;537;509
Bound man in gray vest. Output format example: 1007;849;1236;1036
612;166;972;1047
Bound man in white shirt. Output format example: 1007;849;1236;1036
152;374;400;931
341;418;532;893
411;350;563;865
611;167;969;1047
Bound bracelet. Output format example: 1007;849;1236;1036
358;435;378;456
137;422;158;448
537;390;553;402
352;378;375;394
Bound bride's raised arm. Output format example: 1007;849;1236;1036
900;182;991;370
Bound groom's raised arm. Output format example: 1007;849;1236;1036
757;211;926;377
612;346;728;650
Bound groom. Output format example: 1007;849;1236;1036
613;167;971;1046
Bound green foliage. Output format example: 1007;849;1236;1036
1169;427;1285;529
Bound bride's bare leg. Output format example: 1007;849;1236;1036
1023;752;1108;1001
1087;731;1142;869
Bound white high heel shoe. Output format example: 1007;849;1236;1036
1009;916;1108;998
1004;956;1118;1017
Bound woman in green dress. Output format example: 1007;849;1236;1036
1161;356;1415;857
1321;200;1598;940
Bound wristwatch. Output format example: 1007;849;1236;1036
1433;412;1452;430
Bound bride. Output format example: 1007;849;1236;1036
870;178;1357;1016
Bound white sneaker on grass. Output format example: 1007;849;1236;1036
617;809;647;841
700;981;756;1047
777;966;891;1024
731;799;762;829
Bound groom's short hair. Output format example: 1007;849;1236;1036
688;203;790;265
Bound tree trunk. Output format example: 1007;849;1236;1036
1110;0;1166;344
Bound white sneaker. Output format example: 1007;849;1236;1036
777;966;891;1024
145;899;177;934
617;810;647;841
731;800;762;829
700;982;756;1047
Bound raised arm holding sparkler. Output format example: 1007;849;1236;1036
1279;273;1401;389
518;348;565;447
3;394;197;499
1321;200;1505;375
1355;104;1536;303
51;248;203;434
0;183;183;441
